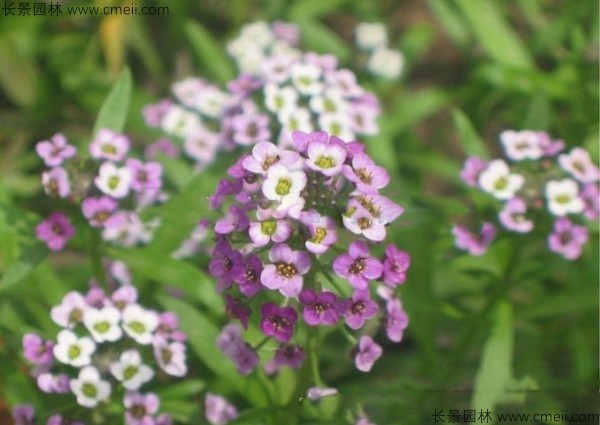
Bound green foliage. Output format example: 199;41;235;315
91;67;132;136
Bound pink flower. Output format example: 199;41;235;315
260;302;297;343
205;393;238;425
89;128;130;161
559;147;600;183
41;167;71;198
36;212;75;251
333;240;383;291
548;217;588;260
452;223;496;256
354;335;382;372
36;134;76;167
261;244;311;297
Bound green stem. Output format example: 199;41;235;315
89;227;107;289
339;325;358;345
319;266;348;298
253;336;271;351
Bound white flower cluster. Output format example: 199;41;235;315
354;22;404;80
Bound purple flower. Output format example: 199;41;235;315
452;222;496;256
36;134;76;167
209;178;243;209
225;296;251;329
89;128;130;161
381;245;410;287
242;141;300;174
156;312;186;342
215;205;250;235
234;254;264;297
37;373;70;394
498;197;534;233
460;156;488;187
301;210;338;254
538;131;565;157
260;302;297;343
36;212;75;251
354;335;382;372
111;284;138;311
581;183;600;220
124;391;160;425
209;240;244;292
216;325;259;375
261;244;311;297
306;386;338;401
272;21;300;45
291;130;329;154
82;196;118;228
12;405;35;425
143;99;172;128
299;289;340;326
153;335;187;377
270;344;306;371
144;138;180;160
558;147;600;183
341;290;378;330
205;393;238;425
42;167;71;198
343;152;389;192
232;113;271;146
384;297;409;343
227;73;262;97
126;158;163;192
333;240;383;291
548;217;588;260
46;415;84;425
23;333;53;366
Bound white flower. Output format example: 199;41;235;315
262;164;306;202
70;366;111;408
95;162;132;199
172;77;205;108
83;306;123;343
122;304;159;345
160;105;202;138
193;86;230;119
355;22;388;50
558;148;600;183
262;55;295;84
500;130;543;161
153;335;187;377
110;350;154;390
239;21;276;48
291;63;323;96
264;84;298;115
305;141;347;177
183;128;219;164
89;129;130;162
367;47;404;80
318;113;355;141
278;107;313;138
308;89;347;115
545;179;585;216
478;159;525;200
53;329;96;367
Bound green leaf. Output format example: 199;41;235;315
109;247;223;315
472;302;537;412
523;92;550;129
0;33;39;107
426;0;470;47
92;67;132;136
384;88;449;134
0;240;47;294
184;20;235;84
288;0;347;20
158;379;206;400
452;109;490;159
296;19;351;62
454;0;534;69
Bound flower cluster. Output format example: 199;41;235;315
144;21;381;172
456;130;598;259
209;131;410;379
35;131;165;250
21;277;187;425
354;22;404;80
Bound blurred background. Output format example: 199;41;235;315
0;0;598;424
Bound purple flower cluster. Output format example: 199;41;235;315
457;130;598;260
209;131;409;379
144;22;380;173
35;130;166;250
21;271;186;425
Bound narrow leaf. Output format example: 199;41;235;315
0;240;47;293
296;19;351;62
454;0;534;69
452;109;490;159
92;67;132;136
184;21;235;84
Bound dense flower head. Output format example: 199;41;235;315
144;22;381;171
35;131;165;248
209;131;409;384
457;130;598;260
21;273;185;424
